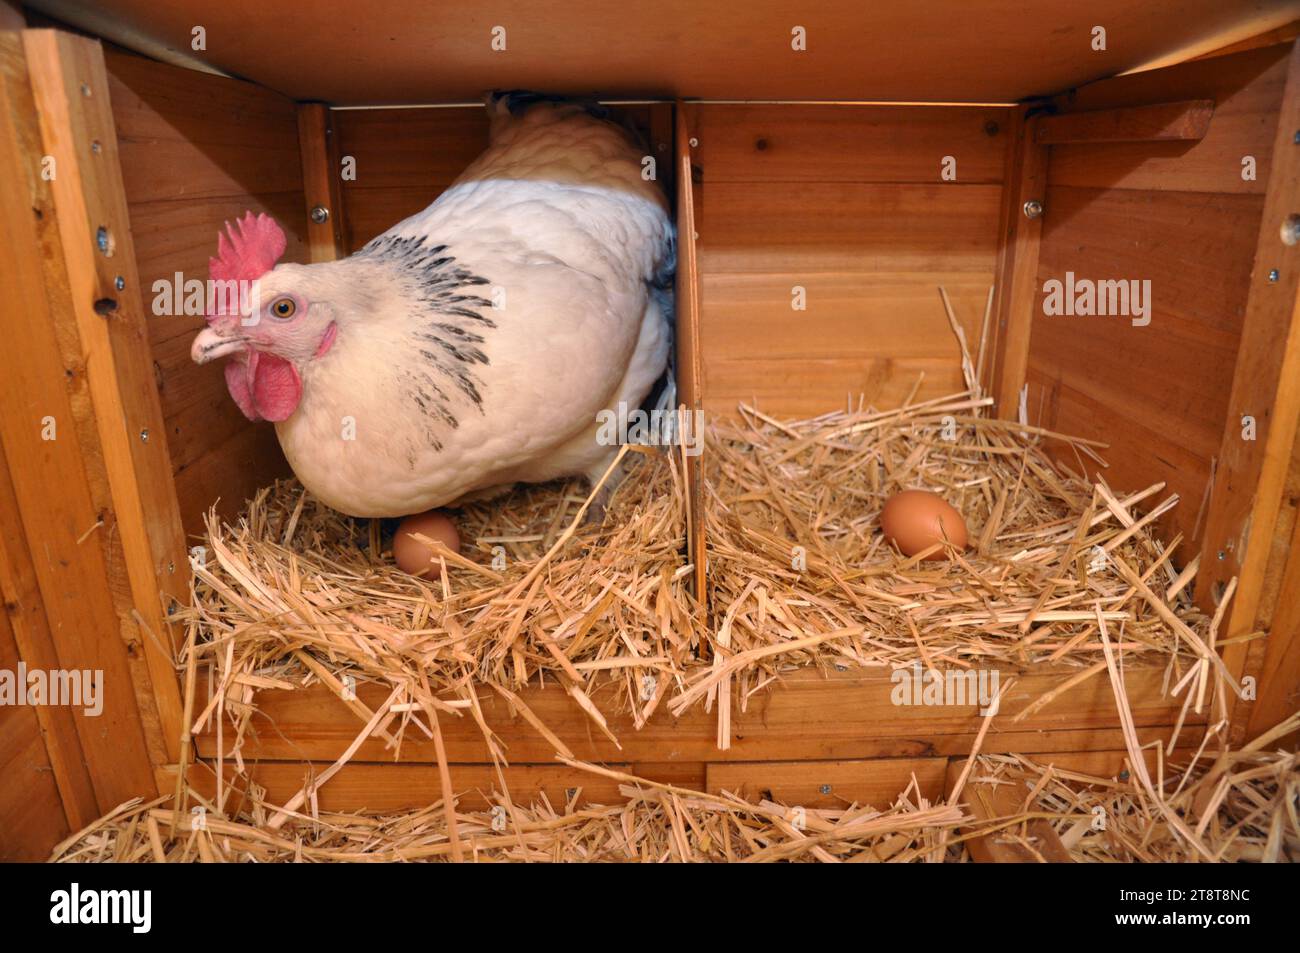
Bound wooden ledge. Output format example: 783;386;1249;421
1036;100;1215;145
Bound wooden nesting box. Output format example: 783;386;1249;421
3;1;1300;860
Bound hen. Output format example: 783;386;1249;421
191;92;674;517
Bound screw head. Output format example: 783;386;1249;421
310;205;330;224
819;784;832;795
139;429;149;443
1269;269;1281;282
114;275;125;291
80;83;91;97
688;137;699;148
1217;550;1227;561
1023;199;1044;219
95;226;111;255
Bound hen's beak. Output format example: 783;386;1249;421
191;326;247;364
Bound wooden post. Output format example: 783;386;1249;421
989;108;1049;419
1195;40;1300;742
0;30;189;801
297;102;346;261
675;101;708;641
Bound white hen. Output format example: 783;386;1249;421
191;93;675;517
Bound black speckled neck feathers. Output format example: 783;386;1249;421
353;233;497;453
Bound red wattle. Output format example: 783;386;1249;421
251;353;302;422
222;349;301;422
224;355;260;421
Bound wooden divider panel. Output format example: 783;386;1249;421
1189;41;1300;741
676;102;707;622
1024;44;1290;554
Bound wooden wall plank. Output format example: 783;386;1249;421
700;273;991;361
1027;186;1261;550
0;712;68;861
104;48;303;536
694;104;1007;184
693;104;1007;418
334;103;664;251
0;438;98;838
106;51;305;202
340;187;441;251
175;760;705;814
195;665;1201;765
336;108;488;190
703;356;973;419
335;108;486;250
0;558;73;861
168;749;1199;818
707;757;947;810
700;182;1001;275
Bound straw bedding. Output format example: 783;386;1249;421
681;393;1235;743
50;712;1299;862
54;304;1280;861
183;443;700;759
966;713;1300;863
178;383;1230;763
45;397;1296;861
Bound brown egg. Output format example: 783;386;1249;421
392;510;461;578
879;490;968;561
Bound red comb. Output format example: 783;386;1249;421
206;212;286;323
209;211;287;285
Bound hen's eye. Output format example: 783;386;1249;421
270;297;296;319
